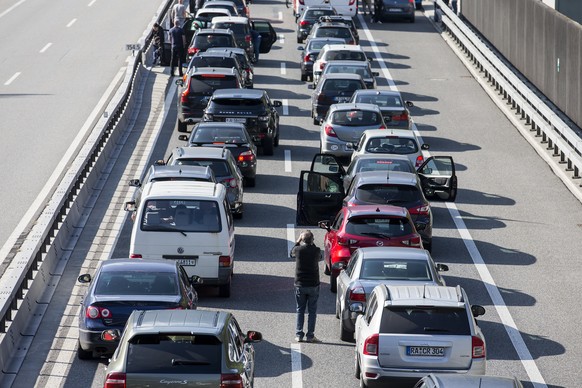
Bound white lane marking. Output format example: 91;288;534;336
0;0;26;19
287;223;295;256
4;72;21;85
88;0;97;6
282;98;289;115
278;33;285;44
358;13;548;387
278;11;283;20
66;18;77;27
39;42;52;53
285;150;292;172
281;63;287;75
290;343;303;388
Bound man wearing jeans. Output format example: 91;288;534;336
290;230;321;343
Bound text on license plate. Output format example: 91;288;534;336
178;259;197;266
335;97;350;102
226;118;246;123
406;346;444;356
389;8;402;12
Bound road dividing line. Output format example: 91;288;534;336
285;150;292;172
290;343;303;388
0;0;26;19
278;11;283;20
287;224;296;257
282;98;289;115
66;18;76;27
278;33;285;44
4;72;21;85
88;0;97;6
39;43;52;53
281;63;287;75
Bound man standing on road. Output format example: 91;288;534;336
169;20;186;77
171;0;188;28
290;230;321;343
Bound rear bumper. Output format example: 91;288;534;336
78;327;121;356
321;137;354;158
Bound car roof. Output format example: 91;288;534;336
329;103;381;112
193;50;236;58
171;146;233;158
304;4;336;10
357;246;430;260
325;60;369;67
363;128;417;138
322;44;363;51
384;285;465;307
195;28;234;35
346;205;409;218
128;310;230;335
353;89;403;98
353;170;419;186
315;22;352;28
190;67;238;75
207;47;247;55
212;16;249;23
100;259;178;272
147;165;215;180
143;180;225;199
320;73;364;81
426;374;523;388
212;88;264;98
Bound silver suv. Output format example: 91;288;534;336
353;284;486;387
103;310;262;388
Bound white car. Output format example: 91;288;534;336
312;44;370;85
350;128;429;168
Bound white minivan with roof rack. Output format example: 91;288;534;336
125;180;235;297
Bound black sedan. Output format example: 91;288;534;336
76;259;201;359
349;89;414;129
296;5;337;43
179;122;258;186
298;37;345;82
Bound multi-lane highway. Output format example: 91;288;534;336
4;0;582;387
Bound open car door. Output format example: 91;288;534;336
309;153;346;176
251;20;277;53
417;156;457;201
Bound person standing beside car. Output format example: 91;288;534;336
152;23;166;66
169;19;186;77
290;230;321;343
171;0;188;27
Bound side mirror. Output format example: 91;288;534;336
414;222;426;231
178;135;189;141
331;262;345;271
154;159;166;166
273;100;283;107
244;330;263;343
129;179;141;187
190;275;203;285
372;72;380;76
405;100;414;107
101;329;122;342
421;144;430;150
77;274;92;283
124;201;137;212
318;220;330;230
471;305;486;317
175;79;184;87
435;263;449;272
297;46;305;51
349;302;365;314
307;84;315;90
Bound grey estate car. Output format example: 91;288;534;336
102;309;262;388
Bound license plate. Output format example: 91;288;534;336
389;8;402;12
178;259;197;266
335;97;349;102
406;346;444;356
226;118;246;123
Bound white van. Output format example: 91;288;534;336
294;0;357;18
126;180;235;297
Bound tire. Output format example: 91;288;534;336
301;73;307;82
274;128;280;147
313;116;320;125
245;176;256;187
335;297;340;319
219;277;231;297
77;341;92;360
340;317;352;342
410;15;416;23
177;120;188;133
262;137;274;156
297;36;302;44
324;262;331;276
234;209;243;219
330;274;337;293
424;239;432;252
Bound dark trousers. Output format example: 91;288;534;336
170;46;184;76
153;45;165;65
295;285;319;340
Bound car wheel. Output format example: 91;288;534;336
301;73;307;82
330;274;337;293
297;36;302;43
262;137;274;156
424;239;432;252
324;262;331;275
233;209;243;219
177;120;188;133
77;341;93;360
245;176;256;187
410;15;416;23
219;277;231;297
340;317;353;342
335;297;340;319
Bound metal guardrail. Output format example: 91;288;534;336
437;0;582;183
0;0;174;384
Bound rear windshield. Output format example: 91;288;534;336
193;35;235;50
354;94;403;108
213;22;249;35
308;40;342;50
190;75;238;90
355;159;414;174
345;216;414;238
326;51;366;61
355;184;422;205
141;199;222;233
315;27;352;39
190;56;237;69
126;334;222;374
305;9;336;19
95;271;178;296
325;65;371;78
191;127;246;144
322;79;363;92
331;110;381;126
360;260;432;281
365;137;419;154
380;307;471;335
174;159;231;177
212;98;262;106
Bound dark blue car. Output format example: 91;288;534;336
76;259;201;359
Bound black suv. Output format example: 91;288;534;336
187;28;237;60
295;5;337;43
207;47;254;88
203;89;282;156
186;51;246;86
176;67;242;132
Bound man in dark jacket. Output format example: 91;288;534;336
290;230;321;343
169;19;186;77
152;22;165;66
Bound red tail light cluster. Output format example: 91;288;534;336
245;35;252;43
304;54;311;62
220;373;243;387
317;93;327;103
104;372;126;388
219;256;232;267
472;336;486;358
409;205;430;216
188;47;200;55
378;124;386;129
129;253;142;258
223;178;238;188
319;61;327;70
363;334;379;356
337;237;358;246
180;82;190;103
324;125;337;137
299;20;310;26
401;236;422;247
86;306;111;319
349;285;366;302
238;151;255;162
349;0;356;4
415;155;424;167
392;112;409;122
298;0;304;4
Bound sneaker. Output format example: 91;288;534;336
305;336;321;343
295;335;304;342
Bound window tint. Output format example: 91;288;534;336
355;159;414;174
345;251;359;277
305;9;335;19
330;110;381;126
355;184;422;204
345;216;414;238
174;159;230;177
380;307;471;335
304;173;341;193
190;75;238;90
94;271;178;295
191;127;245;144
126;334;222;373
316;27;352;39
326;51;365;61
326;65;371;77
141;199;222;233
214;22;249;35
331;211;344;230
212;98;263;106
193;35;235;50
323;79;363;93
355;94;403;107
360;260;431;281
365;137;419;154
190;56;238;69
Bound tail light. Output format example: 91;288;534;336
409;205;430;216
104;372;126;388
363;334;379;356
319;61;326;70
220;373;243;388
317;93;327;103
219;256;232;267
167;305;185;310
188;47;200;55
238;151;255;162
245;35;252;43
472;336;486;358
130;253;142;258
378;124;386;129
299;20;310;26
348;40;355;45
180;81;190;103
258;114;269;122
324;125;337;137
392;112;409;122
304;54;311;62
337;237;358;246
349;0;356;4
349;285;366;302
86;306;112;319
223;178;238;188
401;236;422;247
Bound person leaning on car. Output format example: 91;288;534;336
290;230;322;343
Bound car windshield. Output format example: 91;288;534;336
315;27;352;39
126;334;222;374
173;159;230;177
380;307;471;335
322;79;362;93
305;9;335;19
193;35;234;49
141;199;222;233
190;56;237;69
345;216;414;238
359;259;431;281
331;110;381;126
191;128;245;144
190;75;238;90
354;94;403;108
365;137;419;154
212;98;262;106
355;184;422;204
94;271;178;296
326;65;371;78
326;51;365;61
308;40;343;50
355;159;414;173
213;22;248;35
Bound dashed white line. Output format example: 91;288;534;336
282;98;289;115
88;0;97;6
66;18;77;27
4;72;21;85
0;0;26;19
39;43;52;53
290;343;303;388
278;33;285;44
287;224;295;256
284;150;292;172
278;11;283;20
280;63;287;75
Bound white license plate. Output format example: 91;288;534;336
178;259;197;266
335;97;350;102
226;118;246;123
389;8;402;12
406;346;444;356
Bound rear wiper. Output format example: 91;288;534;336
172;359;210;366
385;199;408;205
146;223;188;237
360;232;392;239
423;327;450;332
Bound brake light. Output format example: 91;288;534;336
337;237;358;246
238;150;255;162
378;124;386;129
319;61;326;70
409;205;430;216
317;93;327;103
181;81;190;103
104;372;126;388
167;305;185;310
221;373;243;387
348;40;355;45
130;253;142;258
219;256;232;267
245;35;252;43
472;336;486;358
223;178;238;188
401;236;422;247
363;334;379;356
300;20;310;26
415;155;424;168
304;54;311;62
349;285;366;302
298;0;304;4
86;306;112;319
324;125;337;137
202;74;226;78
188;47;200;55
392;112;409;122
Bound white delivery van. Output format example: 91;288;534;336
126;180;235;297
294;0;357;18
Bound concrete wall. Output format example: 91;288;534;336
556;0;582;25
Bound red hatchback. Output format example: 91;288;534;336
318;205;422;292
